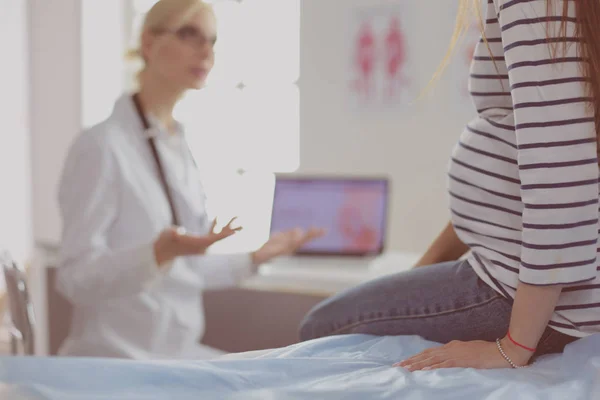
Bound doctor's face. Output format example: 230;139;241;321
143;9;217;90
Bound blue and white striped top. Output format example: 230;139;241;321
450;0;600;337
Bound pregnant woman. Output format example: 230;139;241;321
301;0;600;370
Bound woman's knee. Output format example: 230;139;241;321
298;311;318;342
298;273;408;342
298;297;343;342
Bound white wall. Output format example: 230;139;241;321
0;0;31;265
29;0;124;246
81;0;125;128
299;0;474;253
29;0;82;246
28;0;475;255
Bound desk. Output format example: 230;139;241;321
243;252;421;296
202;253;419;352
39;251;419;354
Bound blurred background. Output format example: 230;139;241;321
0;0;480;355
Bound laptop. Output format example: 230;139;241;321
267;175;390;269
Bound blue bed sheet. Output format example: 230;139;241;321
1;334;599;399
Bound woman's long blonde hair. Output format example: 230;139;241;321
429;0;483;90
444;0;600;144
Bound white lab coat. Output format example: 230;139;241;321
56;94;253;360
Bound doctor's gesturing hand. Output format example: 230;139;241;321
153;217;242;267
154;218;325;268
251;227;326;265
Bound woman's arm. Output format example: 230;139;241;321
57;132;162;306
397;281;565;371
397;283;564;370
501;283;563;365
58;134;236;303
397;0;598;371
502;0;598;287
414;222;470;267
494;0;598;356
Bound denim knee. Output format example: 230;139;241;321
298;308;320;342
298;300;335;342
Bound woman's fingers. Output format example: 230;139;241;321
160;222;241;261
221;217;243;233
308;227;326;240
394;347;440;368
206;217;243;240
291;227;325;248
297;230;319;248
224;216;238;228
212;229;236;240
402;355;446;371
425;360;458;370
394;341;500;371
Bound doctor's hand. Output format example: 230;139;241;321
209;217;243;240
153;225;239;267
251;227;325;265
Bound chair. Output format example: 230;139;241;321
1;250;35;355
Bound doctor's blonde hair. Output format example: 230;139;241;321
126;0;214;65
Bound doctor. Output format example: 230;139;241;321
56;0;322;360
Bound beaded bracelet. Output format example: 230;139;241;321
496;338;526;369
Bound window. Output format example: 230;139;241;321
127;0;300;251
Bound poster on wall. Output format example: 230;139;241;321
345;3;417;111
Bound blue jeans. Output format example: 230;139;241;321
299;261;577;359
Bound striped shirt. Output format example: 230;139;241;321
450;0;600;337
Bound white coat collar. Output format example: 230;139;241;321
112;93;186;140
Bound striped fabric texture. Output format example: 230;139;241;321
449;0;600;337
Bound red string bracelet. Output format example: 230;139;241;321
507;331;536;352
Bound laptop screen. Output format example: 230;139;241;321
270;177;389;256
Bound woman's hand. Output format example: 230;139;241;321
394;338;532;371
209;217;243;239
154;220;241;267
251;227;325;265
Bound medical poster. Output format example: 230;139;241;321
346;3;417;110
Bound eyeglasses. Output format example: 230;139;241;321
155;25;217;50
